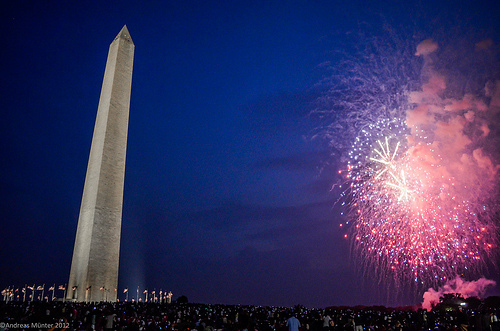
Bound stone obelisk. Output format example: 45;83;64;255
67;26;134;302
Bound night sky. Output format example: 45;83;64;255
1;1;499;308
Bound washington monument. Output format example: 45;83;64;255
67;26;134;302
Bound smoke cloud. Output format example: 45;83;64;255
406;38;499;237
415;38;438;56
422;277;496;311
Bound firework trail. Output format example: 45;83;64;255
317;33;500;291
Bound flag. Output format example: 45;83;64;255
27;286;34;290
58;285;66;290
37;286;43;291
22;288;26;293
49;286;54;291
124;288;128;293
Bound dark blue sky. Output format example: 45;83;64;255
1;1;499;307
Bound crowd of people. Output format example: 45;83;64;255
0;300;499;331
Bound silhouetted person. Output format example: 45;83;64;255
287;314;301;331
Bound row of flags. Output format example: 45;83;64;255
1;284;62;303
122;288;173;303
2;285;173;303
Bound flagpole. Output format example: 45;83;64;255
63;284;67;302
41;284;45;302
23;285;26;302
52;284;55;301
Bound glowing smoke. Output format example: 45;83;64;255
414;38;438;56
422;276;496;311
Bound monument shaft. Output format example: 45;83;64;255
67;26;134;302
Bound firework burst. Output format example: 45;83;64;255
319;34;500;291
343;118;497;286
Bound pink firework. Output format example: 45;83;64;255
326;37;500;289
